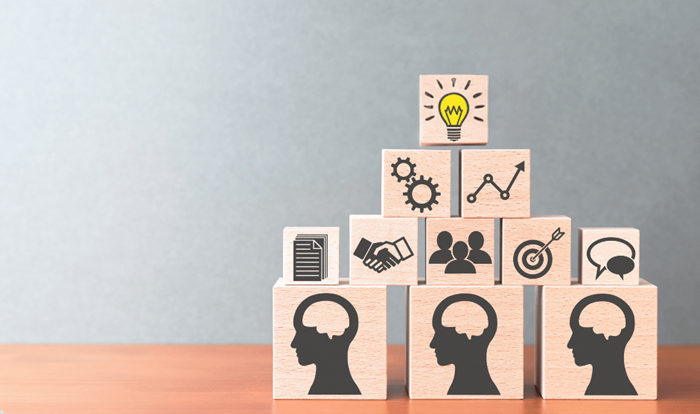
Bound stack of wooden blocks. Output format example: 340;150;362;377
273;75;657;400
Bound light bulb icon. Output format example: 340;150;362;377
438;92;468;141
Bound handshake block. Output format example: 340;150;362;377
349;215;418;286
353;237;414;273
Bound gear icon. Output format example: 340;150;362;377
403;175;440;212
391;157;417;183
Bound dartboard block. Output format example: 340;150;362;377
535;280;657;399
283;227;340;285
382;150;451;218
407;283;523;399
579;228;640;286
350;215;419;286
501;216;571;286
460;150;531;218
425;217;495;285
273;278;387;399
419;75;489;146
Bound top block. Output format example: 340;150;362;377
420;75;489;146
382;150;451;218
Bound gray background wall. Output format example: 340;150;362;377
0;1;698;344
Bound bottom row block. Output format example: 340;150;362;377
535;279;657;399
272;278;657;400
407;283;524;399
273;278;387;399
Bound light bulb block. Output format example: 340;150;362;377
273;278;387;399
460;149;531;218
350;215;418;286
425;217;495;286
535;280;657;399
406;283;523;399
283;227;340;285
579;228;640;286
382;150;451;218
501;216;571;286
419;75;489;146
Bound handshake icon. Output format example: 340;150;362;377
353;237;414;274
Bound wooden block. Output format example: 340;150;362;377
283;227;339;285
579;228;640;286
382;150;451;218
425;217;495;286
407;283;523;399
535;280;657;399
419;75;489;146
350;215;418;286
273;278;387;399
460;150;530;218
501;216;571;286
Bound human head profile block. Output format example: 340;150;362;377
534;280;657;399
407;284;523;399
568;294;636;396
291;293;360;395
431;294;499;395
273;279;387;399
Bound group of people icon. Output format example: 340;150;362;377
429;231;492;274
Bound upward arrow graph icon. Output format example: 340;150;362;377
467;161;525;204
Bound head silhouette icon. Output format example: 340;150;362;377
430;231;454;264
467;231;492;264
568;293;637;396
430;294;500;395
291;293;361;395
444;242;476;274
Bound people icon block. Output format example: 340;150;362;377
429;230;491;274
425;218;495;286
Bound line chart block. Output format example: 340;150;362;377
459;150;530;218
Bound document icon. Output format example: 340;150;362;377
293;234;328;281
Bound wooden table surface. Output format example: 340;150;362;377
0;345;698;413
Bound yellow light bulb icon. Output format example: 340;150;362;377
439;93;469;142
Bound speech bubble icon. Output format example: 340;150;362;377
586;237;636;280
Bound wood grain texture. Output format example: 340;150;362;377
350;215;418;286
535;279;657;399
425;217;495;285
501;216;571;286
382;150;451;218
0;344;698;413
579;227;640;286
460;150;530;218
273;279;387;399
407;283;523;399
283;227;340;285
419;75;489;146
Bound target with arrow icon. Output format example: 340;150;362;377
513;228;565;279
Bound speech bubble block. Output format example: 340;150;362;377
586;237;636;280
